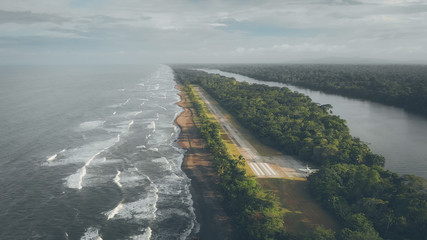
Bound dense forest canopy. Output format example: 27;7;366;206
173;68;427;240
181;82;287;240
174;68;384;167
208;64;427;117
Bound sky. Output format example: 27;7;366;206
0;0;426;64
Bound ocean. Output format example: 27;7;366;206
0;65;198;239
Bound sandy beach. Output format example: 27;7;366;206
175;84;234;240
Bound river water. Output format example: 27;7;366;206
201;69;427;178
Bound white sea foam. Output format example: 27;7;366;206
106;201;123;220
113;170;122;188
58;65;197;238
47;154;58;162
78;120;105;131
148;147;158;152
173;111;182;124
106;173;159;221
147;176;159;219
152;157;172;170
81;227;103;240
117;168;147;188
109;193;157;220
183;183;199;238
118;88;125;91
138;83;145;87
122;98;130;106
47;149;66;162
158;105;167;110
128;120;134;130
75;151;100;189
67;135;120;189
152;157;167;163
129;227;152;240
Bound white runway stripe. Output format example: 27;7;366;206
249;162;279;177
260;163;273;175
249;162;265;176
249;163;260;176
260;163;277;176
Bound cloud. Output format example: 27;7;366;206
0;0;426;64
210;23;227;27
232;42;345;54
0;10;68;24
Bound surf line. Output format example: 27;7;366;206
77;134;121;190
121;98;130;106
107;201;124;220
146;175;159;220
113;170;122;188
47;149;66;162
128;120;134;130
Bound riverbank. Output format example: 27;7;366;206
174;84;234;240
201;68;427;179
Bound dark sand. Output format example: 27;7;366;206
175;85;234;240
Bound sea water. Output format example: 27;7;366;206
0;65;197;239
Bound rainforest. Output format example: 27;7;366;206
174;68;427;240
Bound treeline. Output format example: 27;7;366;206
175;68;384;167
309;164;427;240
174;68;427;240
182;84;287;239
215;64;427;117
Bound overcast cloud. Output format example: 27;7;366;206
0;0;426;64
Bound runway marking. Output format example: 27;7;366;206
249;162;280;177
194;86;307;178
253;163;265;176
260;163;277;176
249;162;264;176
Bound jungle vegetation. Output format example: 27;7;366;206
182;83;287;240
215;64;427;117
174;68;427;240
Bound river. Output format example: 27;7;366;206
200;69;427;179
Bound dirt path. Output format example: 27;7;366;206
175;85;234;240
193;86;307;179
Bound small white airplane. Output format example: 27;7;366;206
299;165;319;174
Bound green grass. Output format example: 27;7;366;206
188;84;340;234
258;178;341;234
190;85;254;174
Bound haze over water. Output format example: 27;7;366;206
0;65;197;239
202;69;427;179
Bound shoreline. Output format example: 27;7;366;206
174;84;234;240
